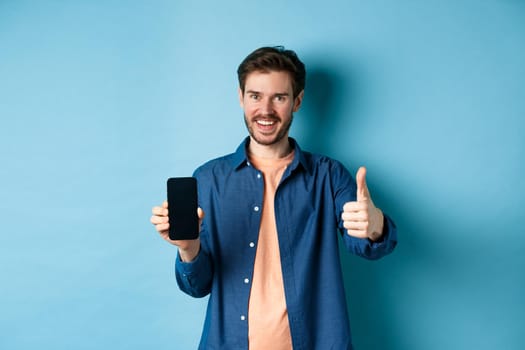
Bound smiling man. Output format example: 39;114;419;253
151;46;397;350
241;69;300;151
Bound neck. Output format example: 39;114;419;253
248;136;292;159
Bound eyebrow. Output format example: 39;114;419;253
245;90;290;97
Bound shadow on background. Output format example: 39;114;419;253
299;61;525;349
300;65;348;157
300;64;427;350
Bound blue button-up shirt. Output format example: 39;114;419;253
176;137;397;350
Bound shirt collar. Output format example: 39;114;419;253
231;137;311;174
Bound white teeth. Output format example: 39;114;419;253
257;120;275;126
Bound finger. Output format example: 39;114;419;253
346;229;367;239
162;200;168;209
150;215;169;225
343;220;369;231
343;201;368;213
341;211;368;222
356;166;370;202
155;223;170;233
152;206;168;216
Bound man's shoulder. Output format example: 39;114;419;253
193;138;248;177
193;152;237;177
300;149;348;173
299;150;356;192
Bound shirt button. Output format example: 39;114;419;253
244;278;250;284
249;242;255;248
257;173;261;179
240;315;246;321
254;206;260;212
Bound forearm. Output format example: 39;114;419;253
175;247;213;298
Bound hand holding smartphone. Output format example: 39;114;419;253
167;177;199;240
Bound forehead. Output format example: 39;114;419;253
244;70;293;93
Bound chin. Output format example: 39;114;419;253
253;134;286;146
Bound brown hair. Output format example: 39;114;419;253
237;46;306;98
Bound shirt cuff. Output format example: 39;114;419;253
176;248;206;276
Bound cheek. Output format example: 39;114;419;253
243;105;257;116
277;104;294;115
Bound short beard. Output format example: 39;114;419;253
244;113;294;146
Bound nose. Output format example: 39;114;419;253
260;97;274;115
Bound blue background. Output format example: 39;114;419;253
1;1;524;349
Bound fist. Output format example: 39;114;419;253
150;200;204;261
341;167;384;241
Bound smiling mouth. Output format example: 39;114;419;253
256;119;276;126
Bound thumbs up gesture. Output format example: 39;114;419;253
342;167;384;241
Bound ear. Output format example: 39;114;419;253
292;90;304;112
238;87;244;108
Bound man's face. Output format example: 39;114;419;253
239;70;303;147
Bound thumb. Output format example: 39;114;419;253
356;166;370;201
197;207;205;220
197;207;205;232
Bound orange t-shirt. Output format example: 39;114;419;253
248;151;295;350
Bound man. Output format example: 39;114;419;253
151;46;397;350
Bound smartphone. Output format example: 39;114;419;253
167;177;199;240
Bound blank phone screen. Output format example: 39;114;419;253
167;177;199;240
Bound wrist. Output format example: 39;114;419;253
178;239;201;262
